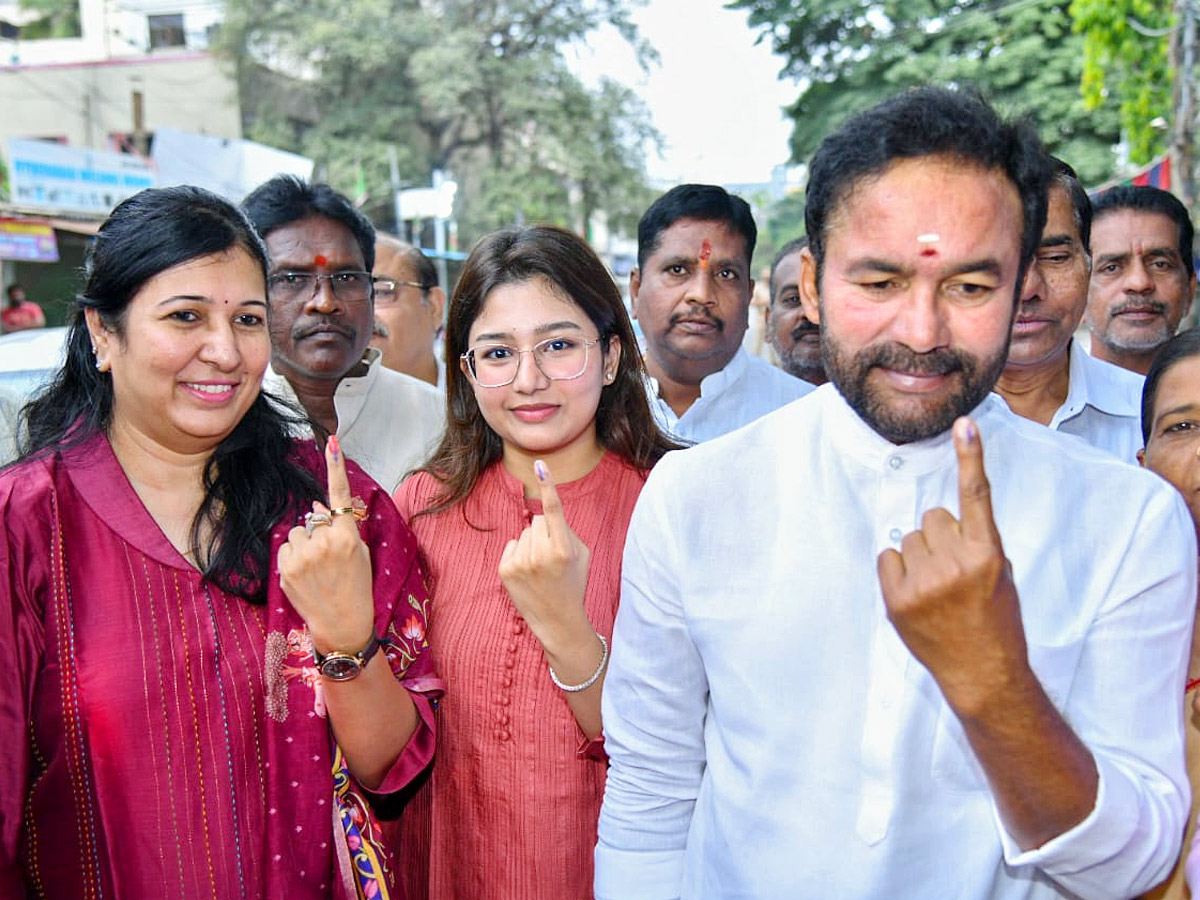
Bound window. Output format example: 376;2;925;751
147;13;185;49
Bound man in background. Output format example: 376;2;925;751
995;159;1143;461
630;184;812;442
1;284;44;333
765;236;826;385
1085;185;1195;375
243;176;443;492
371;235;445;387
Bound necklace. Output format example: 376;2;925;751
1186;677;1200;694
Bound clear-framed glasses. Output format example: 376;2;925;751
461;336;602;388
372;278;429;306
267;270;373;304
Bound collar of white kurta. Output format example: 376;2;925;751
1062;338;1144;420
264;349;382;440
645;345;752;409
816;382;1005;478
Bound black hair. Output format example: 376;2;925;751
416;225;678;518
17;185;322;603
1050;157;1092;255
242;175;377;271
1141;327;1200;445
804;86;1051;293
636;184;757;271
769;236;809;304
1092;184;1195;279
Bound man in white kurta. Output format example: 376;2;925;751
596;88;1194;900
265;347;443;492
643;345;811;443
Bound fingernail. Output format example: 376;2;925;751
957;419;977;444
329;435;340;461
534;460;548;482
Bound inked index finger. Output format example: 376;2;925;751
325;434;353;519
953;417;999;542
533;459;571;544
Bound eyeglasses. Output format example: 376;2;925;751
373;278;430;306
267;271;373;304
461;336;601;388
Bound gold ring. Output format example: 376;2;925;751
330;496;369;522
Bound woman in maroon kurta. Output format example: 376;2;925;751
0;186;438;899
393;225;676;900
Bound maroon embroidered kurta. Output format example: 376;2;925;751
0;433;440;900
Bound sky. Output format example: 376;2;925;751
569;0;799;187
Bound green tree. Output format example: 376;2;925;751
218;0;659;245
17;0;80;38
729;0;1125;184
1070;0;1172;165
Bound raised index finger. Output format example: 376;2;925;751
325;434;353;520
953;417;999;542
533;459;571;545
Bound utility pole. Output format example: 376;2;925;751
1171;0;1197;211
131;89;148;156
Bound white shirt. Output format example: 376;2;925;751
265;347;445;493
646;346;813;443
597;385;1194;900
1047;339;1144;463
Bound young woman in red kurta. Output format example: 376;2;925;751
394;225;677;900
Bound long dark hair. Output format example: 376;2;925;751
18;185;322;603
415;225;677;517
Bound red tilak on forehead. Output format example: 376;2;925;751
698;239;712;270
314;254;328;267
920;248;938;257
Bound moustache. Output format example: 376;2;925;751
1111;298;1167;318
669;312;723;331
861;342;966;376
293;319;356;341
790;320;820;342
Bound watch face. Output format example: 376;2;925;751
320;656;363;681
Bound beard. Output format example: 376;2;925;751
822;334;1007;444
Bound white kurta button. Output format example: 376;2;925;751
888;455;904;470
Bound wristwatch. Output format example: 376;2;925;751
314;633;385;682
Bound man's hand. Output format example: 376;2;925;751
877;417;1029;713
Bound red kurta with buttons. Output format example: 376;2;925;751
392;453;648;900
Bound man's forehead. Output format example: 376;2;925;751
1092;209;1177;245
651;218;747;260
265;215;363;267
374;241;417;277
825;158;1023;257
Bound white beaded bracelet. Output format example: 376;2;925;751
548;633;609;693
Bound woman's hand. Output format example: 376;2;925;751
499;460;593;655
277;436;375;655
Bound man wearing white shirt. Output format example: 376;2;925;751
630;184;812;442
243;176;444;492
596;88;1195;900
996;159;1143;462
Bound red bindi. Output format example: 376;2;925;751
313;254;328;267
920;248;938;257
698;239;712;270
